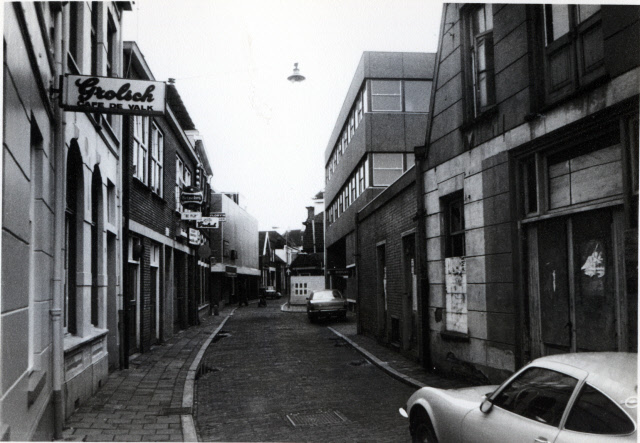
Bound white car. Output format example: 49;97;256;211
401;353;637;443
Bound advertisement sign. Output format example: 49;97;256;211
181;212;201;221
189;228;202;245
197;217;220;228
209;212;226;220
62;74;166;116
180;186;204;210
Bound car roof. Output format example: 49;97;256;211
533;353;637;403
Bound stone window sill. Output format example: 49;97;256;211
440;330;470;342
64;328;109;354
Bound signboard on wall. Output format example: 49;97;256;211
62;74;166;116
197;217;220;228
181;212;201;221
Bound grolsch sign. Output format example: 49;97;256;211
180;186;204;210
62;74;166;116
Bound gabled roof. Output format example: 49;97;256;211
166;84;196;131
284;229;304;248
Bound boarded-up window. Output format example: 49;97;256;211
445;257;467;334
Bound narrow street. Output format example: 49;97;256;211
194;303;415;442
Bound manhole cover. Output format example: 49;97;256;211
286;410;348;427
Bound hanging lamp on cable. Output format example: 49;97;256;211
287;62;306;83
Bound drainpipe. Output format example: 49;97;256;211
414;5;447;370
50;5;66;438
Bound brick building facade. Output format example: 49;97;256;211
356;170;419;360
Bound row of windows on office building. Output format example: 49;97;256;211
131;115;203;213
326;152;415;225
326;79;431;184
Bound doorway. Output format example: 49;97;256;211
527;208;625;357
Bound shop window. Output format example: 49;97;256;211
542;5;604;104
463;3;495;119
372;153;403;186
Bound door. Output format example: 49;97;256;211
402;235;417;350
528;208;620;357
128;263;140;355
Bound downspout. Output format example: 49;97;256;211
51;5;66;438
414;5;447;370
121;50;131;369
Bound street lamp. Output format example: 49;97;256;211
287;63;306;83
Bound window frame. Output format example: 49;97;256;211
132;116;149;184
541;4;605;105
445;193;466;258
463;3;496;120
371;152;405;187
150;122;164;196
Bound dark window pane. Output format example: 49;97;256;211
565;384;635;435
492;367;577;427
405;81;431;112
371;80;401;95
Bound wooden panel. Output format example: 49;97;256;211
549;175;571;209
572;210;616;351
537;218;571;352
570;161;623;204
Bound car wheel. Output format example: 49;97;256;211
411;410;438;443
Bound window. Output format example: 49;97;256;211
351;176;356;202
175;156;184;212
371;80;402;111
355;93;363;127
348;115;355;141
446;196;465;257
106;13;116;77
358;164;365;194
405;81;431;112
68;2;81;72
465;4;495;118
372;153;403;186
542;5;604;103
150;123;163;195
492;367;577;427
90;2;99;76
564;383;635;435
133;116;149;183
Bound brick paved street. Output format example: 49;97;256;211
194;302;417;442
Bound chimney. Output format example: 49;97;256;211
306;206;315;222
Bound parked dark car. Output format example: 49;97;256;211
306;289;347;322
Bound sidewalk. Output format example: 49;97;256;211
61;306;236;442
329;315;474;390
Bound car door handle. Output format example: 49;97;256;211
534;438;549;443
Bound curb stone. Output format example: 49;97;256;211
181;308;236;441
327;326;425;390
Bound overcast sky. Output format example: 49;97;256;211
122;0;443;231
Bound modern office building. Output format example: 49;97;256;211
418;3;639;382
324;51;435;307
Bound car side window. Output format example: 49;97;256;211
564;384;635;435
492;367;578;427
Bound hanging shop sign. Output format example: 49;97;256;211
189;228;207;246
197;217;220;228
180;186;204;210
328;268;352;277
181;211;202;221
209;212;226;220
61;74;166;116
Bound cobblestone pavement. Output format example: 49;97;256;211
61;308;231;442
194;302;418;442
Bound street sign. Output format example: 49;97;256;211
181;211;201;220
197;217;220;228
209;212;226;220
62;74;166;116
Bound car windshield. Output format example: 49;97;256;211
311;290;342;301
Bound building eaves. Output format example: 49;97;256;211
166;84;196;131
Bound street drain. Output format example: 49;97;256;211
286;410;348;427
349;359;369;366
195;364;220;380
212;331;231;343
